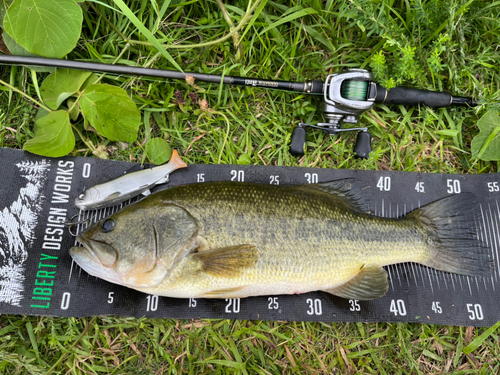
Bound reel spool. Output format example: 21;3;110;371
290;69;377;158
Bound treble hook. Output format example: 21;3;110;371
64;213;94;237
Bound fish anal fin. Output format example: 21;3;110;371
323;265;388;300
193;244;258;278
199;286;247;298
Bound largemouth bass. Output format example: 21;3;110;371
69;180;489;300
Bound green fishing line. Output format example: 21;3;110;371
341;80;369;101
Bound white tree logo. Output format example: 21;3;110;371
0;160;50;306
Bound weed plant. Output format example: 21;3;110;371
0;0;499;373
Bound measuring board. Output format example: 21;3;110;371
0;147;498;326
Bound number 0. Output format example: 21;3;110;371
60;292;71;310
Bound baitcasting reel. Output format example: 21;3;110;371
290;69;376;158
289;68;478;158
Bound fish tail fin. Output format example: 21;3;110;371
168;150;187;170
408;193;491;277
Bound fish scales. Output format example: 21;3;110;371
70;181;489;300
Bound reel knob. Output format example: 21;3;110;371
289;126;306;156
354;131;372;159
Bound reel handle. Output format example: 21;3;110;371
353;131;372;159
289;126;307;156
289;124;372;158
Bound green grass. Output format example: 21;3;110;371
1;0;500;373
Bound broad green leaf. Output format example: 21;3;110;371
80;84;141;143
471;110;500;161
0;1;13;27
41;69;92;110
146;138;171;165
35;107;49;122
4;0;83;58
24;110;75;157
2;29;33;55
2;30;55;72
80;73;99;91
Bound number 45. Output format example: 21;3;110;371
415;182;424;193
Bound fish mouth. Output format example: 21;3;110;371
69;236;123;285
70;235;169;288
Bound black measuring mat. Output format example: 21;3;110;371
0;147;498;326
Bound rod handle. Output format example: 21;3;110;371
375;85;453;107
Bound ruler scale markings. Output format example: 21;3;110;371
467;277;473;296
402;262;411;288
458;274;464;292
450;270;456;291
480;204;496;281
426;267;435;294
395;266;402;287
418;264;427;290
488;207;499;289
443;273;449;290
386;266;395;292
473;207;491;286
494;200;500;277
487;204;499;280
434;270;441;290
410;263;419;287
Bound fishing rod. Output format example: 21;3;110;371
0;55;479;159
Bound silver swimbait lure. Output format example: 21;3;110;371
74;150;187;211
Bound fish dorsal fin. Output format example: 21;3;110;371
298;178;372;214
323;265;388;300
193;244;258;278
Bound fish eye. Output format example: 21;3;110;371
101;218;116;233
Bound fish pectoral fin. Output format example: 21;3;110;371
193;244;258;278
199;286;248;298
142;189;151;196
323;265;388;300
